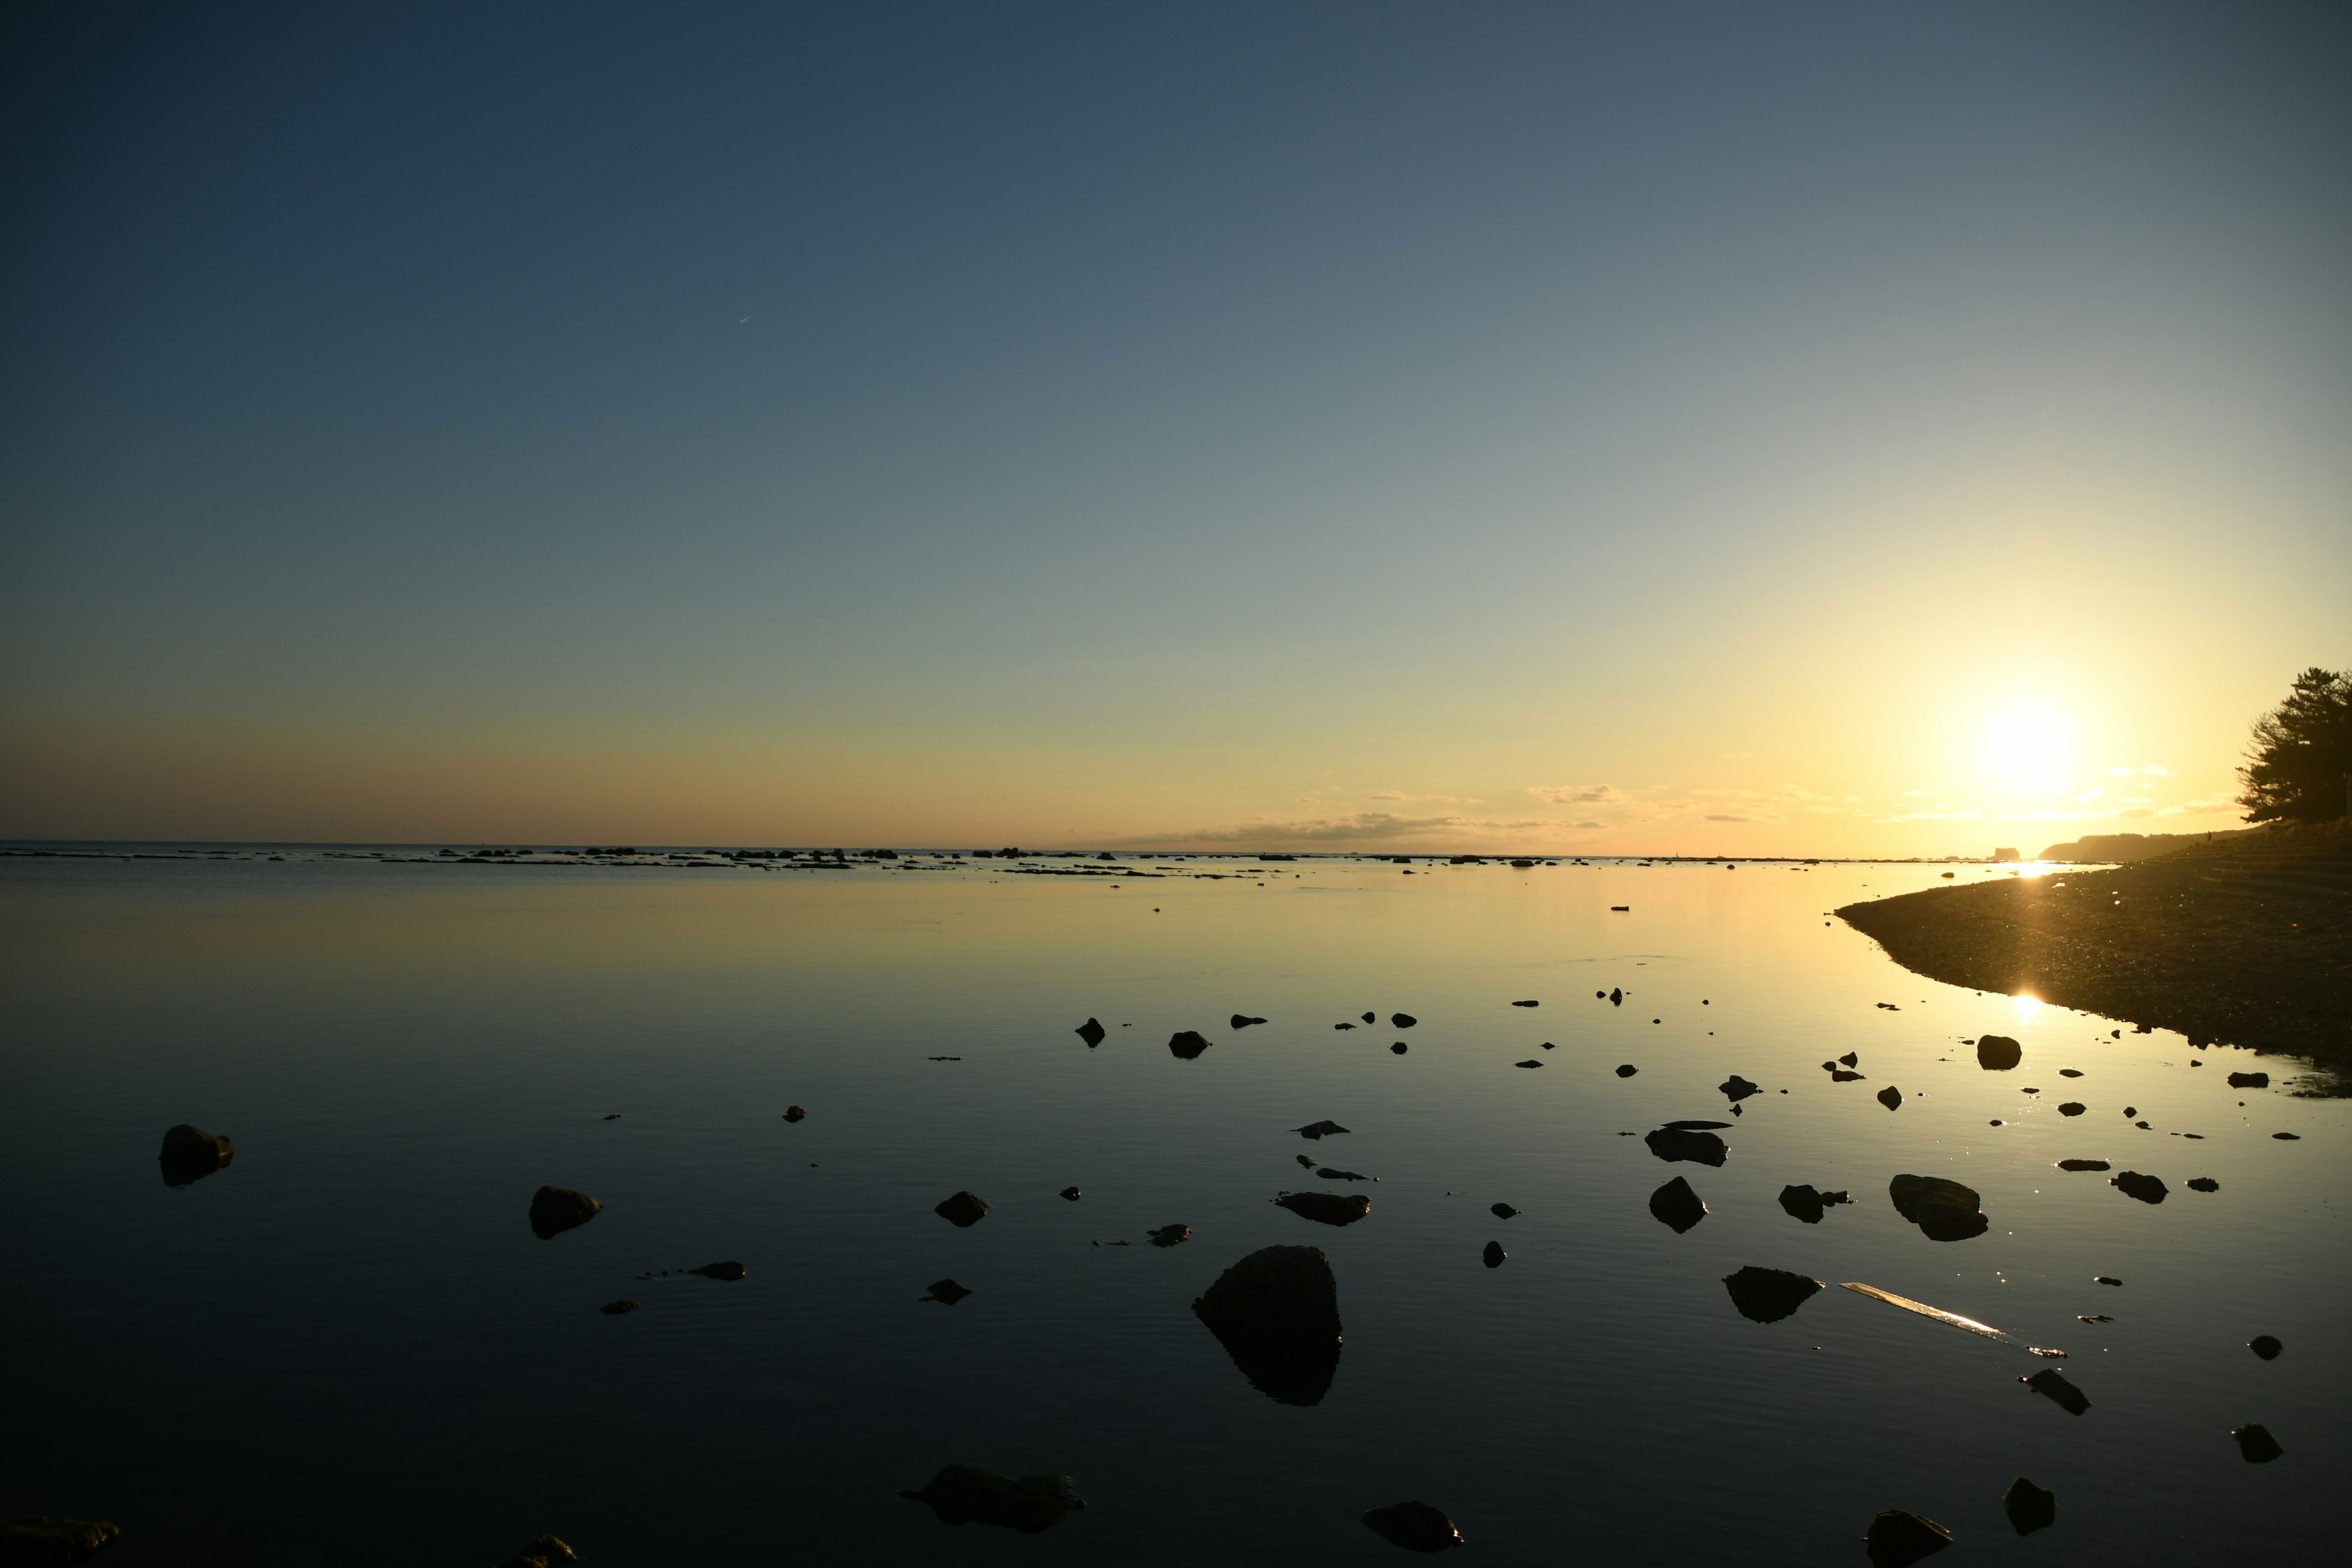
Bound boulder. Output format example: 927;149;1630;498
1777;1184;1825;1224
1276;1191;1371;1227
935;1190;990;1227
2231;1423;2282;1463
2058;1102;2084;1116
1231;1014;1268;1029
1191;1245;1343;1406
529;1185;601;1240
158;1123;234;1187
1392;1013;1417;1028
921;1278;971;1305
2248;1335;2282;1360
1977;1035;2024;1070
1076;1017;1106;1047
1167;1030;1212;1060
1864;1509;1951;1567
1293;1120;1351;1139
1147;1224;1192;1247
1360;1500;1465;1552
496;1537;576;1568
2187;1177;2218;1193
1644;1126;1728;1166
1362;1012;1376;1023
1614;1064;1638;1078
1609;988;1623;1004
599;1300;639;1315
1392;1043;1408;1054
689;1260;747;1280
1720;1075;1761;1101
2022;1368;2090;1415
2227;1071;2269;1088
2003;1477;2055;1536
1889;1174;1987;1241
2111;1170;2168;1205
1490;1202;1519;1219
1839;1052;1858;1067
2055;1159;2110;1172
1877;1085;1902;1110
1722;1265;1822;1323
1482;1240;1507;1268
1649;1177;1708;1234
0;1517;119;1564
899;1465;1085;1532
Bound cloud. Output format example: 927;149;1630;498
1574;820;1603;829
1529;783;1616;804
1169;812;1466;845
1368;791;1407;801
1705;813;1751;823
1371;791;1483;805
1877;809;1986;822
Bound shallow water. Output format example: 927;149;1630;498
0;850;2340;1564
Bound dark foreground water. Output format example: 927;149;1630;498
0;850;2340;1565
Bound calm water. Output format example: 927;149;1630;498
1;850;2340;1564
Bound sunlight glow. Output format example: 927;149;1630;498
1986;704;2074;791
2010;993;2045;1025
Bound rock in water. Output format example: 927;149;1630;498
935;1190;990;1227
1167;1030;1212;1060
1720;1075;1761;1101
1644;1126;1729;1167
1839;1051;1859;1067
1864;1509;1951;1567
2003;1477;2055;1536
529;1185;601;1240
157;1123;234;1187
1060;1186;1082;1200
1877;1085;1903;1110
2249;1335;2282;1360
2187;1177;2219;1193
599;1300;639;1315
1293;1120;1351;1139
496;1536;577;1568
1888;1174;1988;1242
2231;1423;2283;1463
2227;1071;2269;1088
1482;1241;1507;1268
1191;1245;1343;1406
1615;1064;1638;1078
783;1105;807;1122
2055;1159;2110;1172
1722;1265;1822;1324
1777;1184;1826;1224
899;1465;1085;1532
2022;1368;2090;1415
2057;1102;2085;1116
1230;1014;1267;1028
1362;1012;1376;1023
1276;1191;1371;1227
1514;1058;1542;1068
921;1278;971;1305
2111;1170;2168;1204
1360;1500;1466;1552
1649;1177;1709;1234
0;1517;120;1564
1392;1012;1417;1027
1490;1202;1519;1219
1977;1034;2024;1070
1512;999;1540;1008
1392;1043;1408;1054
1147;1224;1192;1247
1075;1017;1106;1047
688;1260;747;1281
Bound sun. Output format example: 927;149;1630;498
1986;704;2072;788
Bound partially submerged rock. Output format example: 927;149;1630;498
1644;1126;1728;1166
2003;1477;2055;1536
2056;1159;2111;1172
1318;1168;1373;1182
1147;1224;1192;1247
1614;1064;1638;1078
1722;1265;1822;1323
600;1300;639;1315
529;1185;601;1240
1392;1042;1408;1054
2227;1071;2269;1089
1482;1240;1506;1268
1230;1014;1267;1028
2022;1368;2090;1415
1191;1245;1343;1406
1392;1012;1417;1027
2111;1170;2168;1204
1167;1030;1212;1060
1514;1058;1542;1069
2187;1177;2218;1193
1977;1034;2024;1070
1717;1076;1761;1102
2231;1423;2283;1463
689;1260;747;1280
496;1536;576;1568
1360;1500;1465;1552
935;1190;990;1227
1888;1174;1987;1242
2058;1102;2085;1116
1864;1509;1951;1566
1877;1085;1903;1110
1490;1202;1518;1219
921;1278;971;1305
1;1516;119;1564
1778;1183;1826;1224
783;1105;807;1122
1276;1191;1370;1227
158;1123;234;1187
1649;1176;1708;1233
1076;1017;1106;1047
899;1464;1085;1532
2249;1335;2282;1359
1060;1186;1082;1200
1293;1120;1350;1139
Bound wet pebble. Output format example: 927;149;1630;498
2059;1102;2085;1116
935;1191;990;1227
1392;1042;1408;1054
599;1300;638;1316
2056;1159;2111;1172
2248;1335;2282;1359
1481;1240;1506;1268
1514;1058;1542;1069
1615;1064;1638;1077
1360;1499;1465;1553
783;1106;806;1122
2231;1423;2283;1463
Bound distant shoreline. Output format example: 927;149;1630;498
1838;820;2351;1090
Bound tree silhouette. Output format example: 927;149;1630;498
2237;667;2352;824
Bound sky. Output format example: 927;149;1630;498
3;1;2348;854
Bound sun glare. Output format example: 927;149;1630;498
1986;704;2073;789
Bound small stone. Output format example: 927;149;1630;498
2231;1423;2283;1463
1147;1224;1192;1247
2056;1159;2110;1172
1615;1063;1638;1077
1392;1042;1408;1054
158;1123;235;1186
1060;1186;1082;1200
1362;1011;1376;1023
602;1114;621;1120
2111;1170;2168;1204
529;1185;601;1240
1481;1240;1506;1267
2094;1275;2122;1286
921;1278;971;1305
1294;1120;1351;1139
1512;999;1539;1008
2187;1177;2218;1193
1;1517;121;1564
1720;1074;1761;1100
688;1260;747;1280
1167;1030;1212;1060
1335;1022;1356;1030
1721;1265;1822;1324
1317;1168;1373;1182
935;1190;990;1227
2228;1071;2269;1088
899;1464;1085;1532
2058;1102;2085;1116
2273;1132;2301;1140
1832;1070;1866;1083
2059;1068;2084;1077
1392;1012;1417;1027
2003;1477;2055;1536
1838;1051;1858;1067
1649;1176;1708;1233
1490;1202;1519;1219
600;1300;639;1315
1076;1017;1106;1047
1877;1085;1902;1110
783;1105;806;1121
1888;1174;1986;1242
1230;1014;1267;1028
1514;1058;1542;1068
1864;1509;1950;1567
2248;1335;2282;1359
1276;1191;1370;1227
1777;1183;1825;1224
1360;1499;1465;1552
2022;1368;2090;1415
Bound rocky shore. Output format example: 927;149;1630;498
1838;820;2350;1089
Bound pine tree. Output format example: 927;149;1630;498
2236;667;2352;824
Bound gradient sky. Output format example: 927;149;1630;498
4;1;2348;853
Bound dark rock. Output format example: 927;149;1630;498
1060;1186;1082;1200
496;1536;577;1568
2058;1102;2085;1116
1392;1042;1408;1054
1777;1184;1825;1224
1294;1120;1351;1139
1721;1074;1762;1100
1514;1058;1542;1069
1722;1265;1822;1323
2186;1177;2218;1193
899;1464;1085;1532
689;1260;747;1280
1977;1034;2024;1069
2055;1159;2110;1172
1191;1244;1343;1406
2111;1170;2167;1204
1076;1017;1106;1047
2231;1423;2283;1463
1649;1176;1708;1233
1392;1013;1417;1028
1490;1202;1519;1219
2060;1068;2083;1077
1296;1155;1315;1167
1839;1051;1858;1067
1318;1169;1372;1182
1167;1030;1212;1060
1877;1085;1903;1110
1147;1224;1192;1247
1888;1174;1986;1241
2248;1335;2282;1360
1864;1509;1951;1566
1609;988;1623;1005
2227;1071;2269;1088
1335;1022;1356;1030
1276;1191;1371;1227
529;1185;601;1240
1821;1189;1852;1205
1360;1499;1465;1552
921;1278;972;1305
0;1517;120;1564
2094;1275;2122;1286
1482;1240;1506;1267
935;1190;990;1227
2022;1368;2090;1415
2003;1477;2055;1536
1362;1011;1376;1023
1230;1014;1267;1029
603;1114;621;1120
2274;1133;2301;1140
599;1300;639;1315
1615;1064;1638;1077
1831;1070;1865;1083
158;1123;234;1187
1512;999;1539;1008
1644;1126;1728;1166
